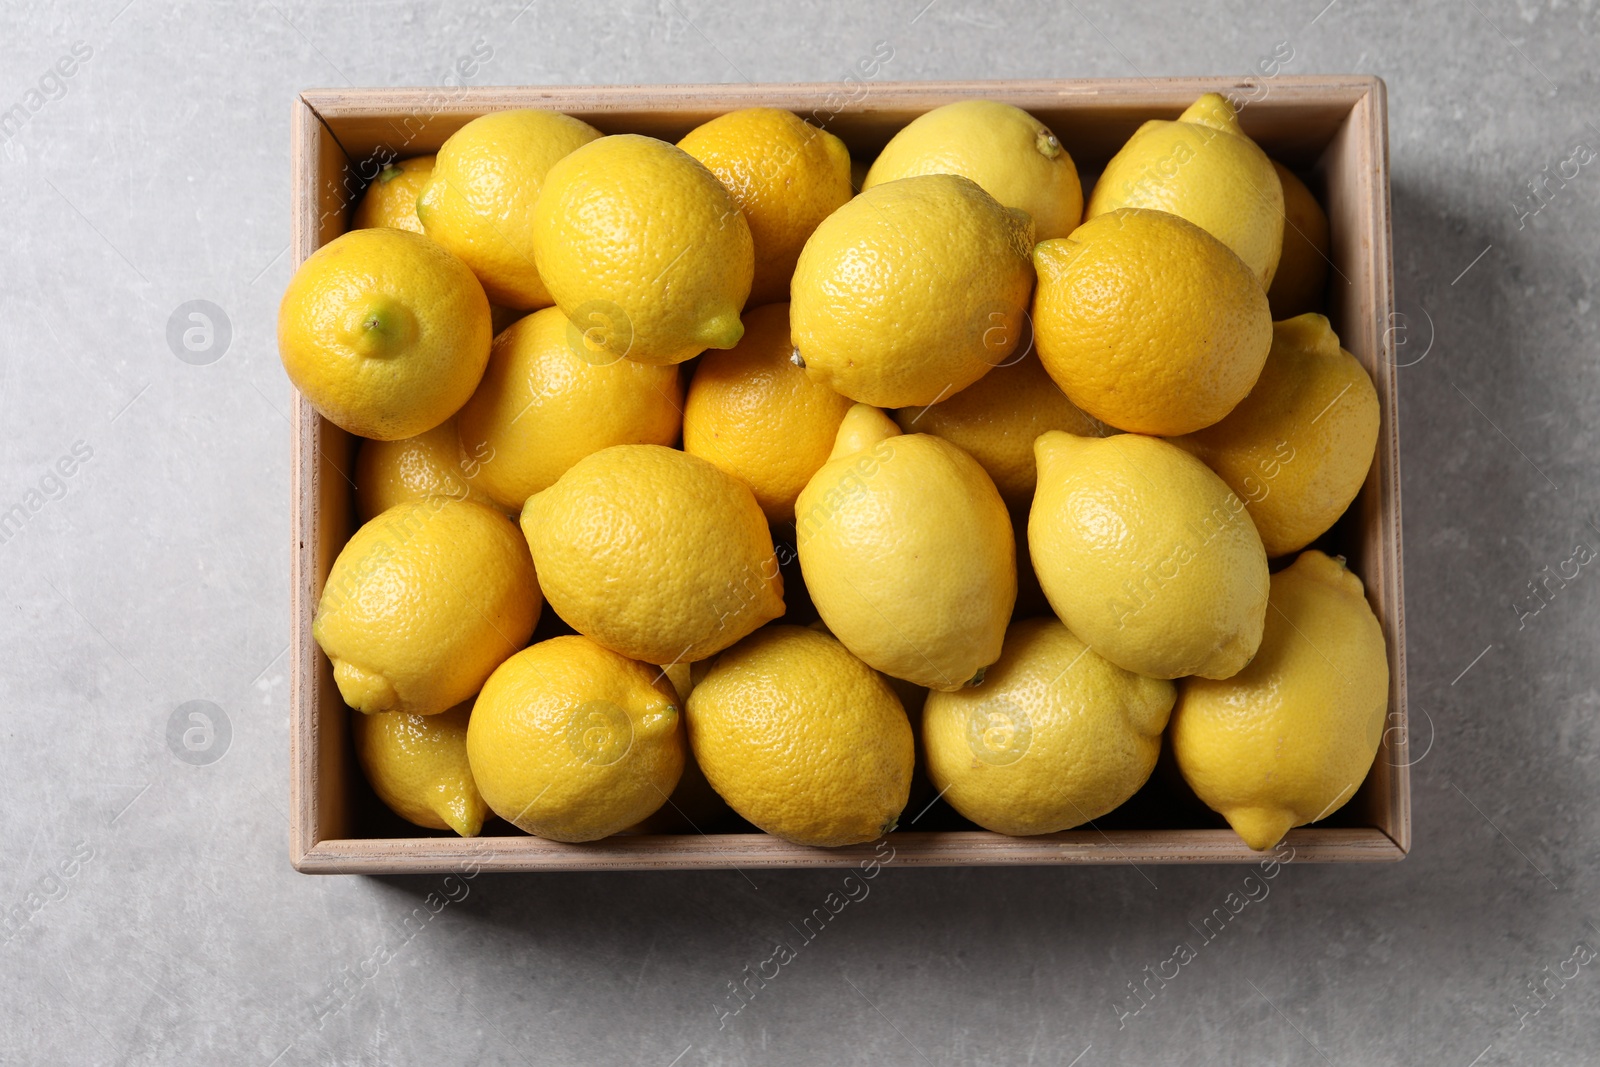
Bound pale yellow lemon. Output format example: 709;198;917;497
314;498;541;715
352;701;487;836
790;173;1035;408
893;350;1106;509
278;227;491;440
683;302;854;522
923;617;1173;836
1032;208;1271;436
520;445;783;665
796;405;1015;691
1169;314;1379;558
1029;431;1268;680
864;99;1083;241
678;108;853;307
353;417;500;522
1170;550;1390;851
1266;161;1332;319
455;306;684;511
351;155;434;233
416;109;601;309
687;625;912;846
467;635;684;842
1087;92;1284;286
532;134;753;365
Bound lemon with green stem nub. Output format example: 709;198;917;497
278;227;492;440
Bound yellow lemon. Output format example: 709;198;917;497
1087;92;1284;286
790;173;1035;408
352;417;500;522
686;625;912;846
351;701;487;836
1032;208;1271;436
532;134;753;365
796;405;1015;691
350;155;434;233
1169;550;1390;850
864;99;1083;241
415;109;601;309
520;445;783;665
455;307;684;511
1169;314;1379;558
278;227;491;440
1266;161;1332;319
314;498;541;715
1029;431;1268;680
678;108;853;307
467;635;684;842
923;617;1173;835
683;302;854;523
893;350;1106;509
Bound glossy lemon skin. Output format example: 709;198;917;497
416;109;601;309
520;445;784;665
796;405;1016;692
467;635;684;843
683;302;854;523
679;108;853;307
790;173;1035;408
864;99;1083;241
532;134;754;366
352;701;488;836
1169;550;1390;851
687;626;913;847
455;306;684;511
1032;208;1272;437
278;227;492;441
351;155;434;233
313;498;541;715
1029;431;1268;681
924;617;1174;836
1169;314;1379;558
1087;92;1284;287
353;417;501;522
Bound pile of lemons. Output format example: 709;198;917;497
280;95;1387;853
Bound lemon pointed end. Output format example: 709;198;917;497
1226;806;1297;851
694;311;744;350
437;797;486;838
333;660;400;714
1179;92;1243;134
1033;428;1092;473
829;404;902;460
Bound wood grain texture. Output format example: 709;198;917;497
289;77;1406;873
295;828;1401;875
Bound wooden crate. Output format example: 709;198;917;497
289;78;1406;873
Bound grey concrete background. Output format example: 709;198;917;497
1;0;1596;1063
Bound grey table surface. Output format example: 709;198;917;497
2;1;1597;1064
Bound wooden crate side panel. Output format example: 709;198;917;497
300;77;1375;170
1318;82;1409;851
298;827;1402;874
289;99;360;865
